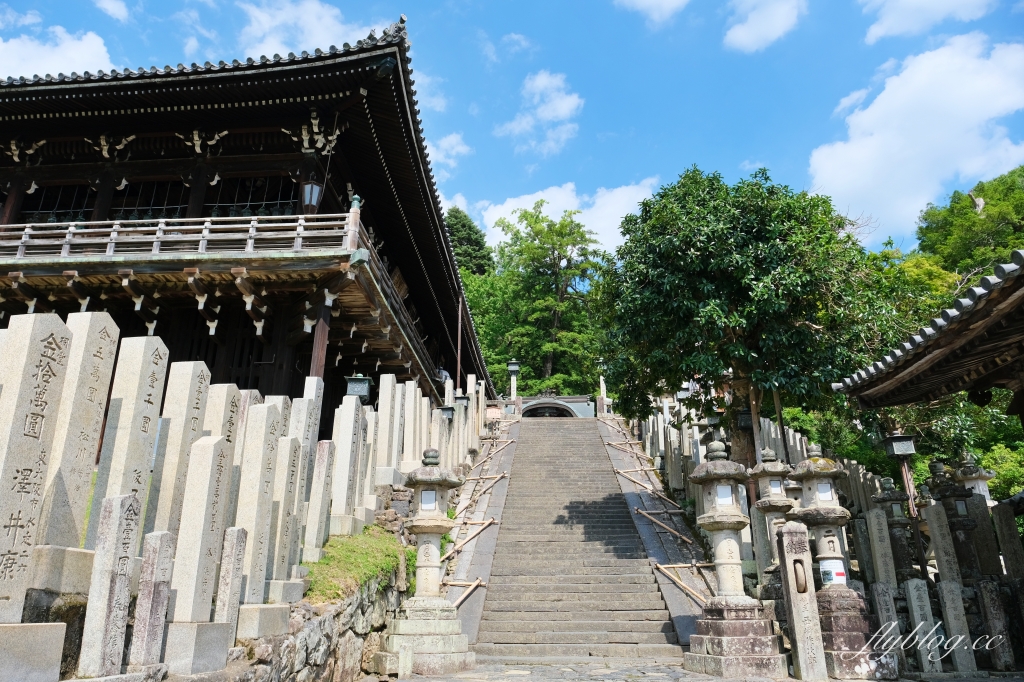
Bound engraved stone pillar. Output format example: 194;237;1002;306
683;441;787;678
38;312;119;548
865;507;898;588
993;502;1024;581
128;530;174;669
330;396;366;535
870;477;917;584
224;389;263;528
204;383;243;527
926;460;982;583
266;436;305;602
302;441;334;562
213;527;247;643
167;436;230;623
776;520;827;681
147;361;212;542
904;578;942;674
77;494;142;677
232;404;281;604
922;502;976;672
85;336;169;551
978;579;1015;671
401;381;421;474
0;313;73;622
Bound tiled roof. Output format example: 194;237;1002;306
832;249;1024;395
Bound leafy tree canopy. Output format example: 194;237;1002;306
464;201;606;397
917;163;1024;275
603;167;881;422
445;206;494;275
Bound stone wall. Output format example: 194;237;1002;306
195;568;407;682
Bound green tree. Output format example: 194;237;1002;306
603;168;888;463
463;201;606;396
445;206;493;275
917;164;1024;274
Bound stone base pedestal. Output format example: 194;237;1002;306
330;513;365;536
97;663;167;681
162;621;233;675
375;466;405;486
30;545;94;595
818;587;898;680
236;604;290;639
683;596;787;678
373;596;475;676
265;578;305;604
0;622;65;682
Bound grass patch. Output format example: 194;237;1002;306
303;525;416;603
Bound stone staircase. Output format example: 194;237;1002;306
474;418;683;659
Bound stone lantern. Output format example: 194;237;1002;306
683;441;787;679
954;453;996;503
789;456;898;680
748;447;793;571
871;477;918;583
373;448;474;676
926;459;982;583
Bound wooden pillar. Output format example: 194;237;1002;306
1;178;27;225
185;165;209;219
90;172;115;222
309;303;332;379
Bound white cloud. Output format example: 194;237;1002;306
480;31;535;64
740;159;767;171
94;0;128;22
859;0;996;44
0;26;114;79
237;0;380;58
413;72;447;112
495;70;584;157
478;177;659;250
809;33;1024;244
614;0;692;24
0;6;40;28
184;35;200;56
439;192;468;213
724;0;807;53
426;133;472;182
833;88;869;115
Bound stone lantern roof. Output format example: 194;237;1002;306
954;453;995;484
405;448;464;490
788;456;848;483
748;447;790;479
690;441;748;484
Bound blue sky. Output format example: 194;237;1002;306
2;0;1024;252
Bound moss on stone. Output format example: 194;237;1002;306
303;526;416;603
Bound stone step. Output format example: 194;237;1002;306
486;583;658;594
493;574;656;584
496;534;643;543
476;631;678;645
489;565;653;577
484;597;666;611
471;643;684;658
491;557;650;568
478;620;675;633
485;591;663;603
481;610;671;622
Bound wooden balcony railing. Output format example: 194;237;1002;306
0;213;353;260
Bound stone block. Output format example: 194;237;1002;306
935;580;977;672
234;403;281;604
388;618;463;636
235;604;290;639
29;545;94;595
128;531;174;668
162;621;233;675
265;578;305;604
0;622;65;682
685;651;788;678
977;580;1015;671
107;663;168;681
695;617;773;637
375;465;405;486
329;514;365;536
824;650;898;680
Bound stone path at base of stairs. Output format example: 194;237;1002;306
474;418;682;660
401;660;755;681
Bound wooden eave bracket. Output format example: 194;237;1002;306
63;270;91;312
7;271;52;313
232;266;271;343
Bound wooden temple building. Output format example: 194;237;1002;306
0;16;491;437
